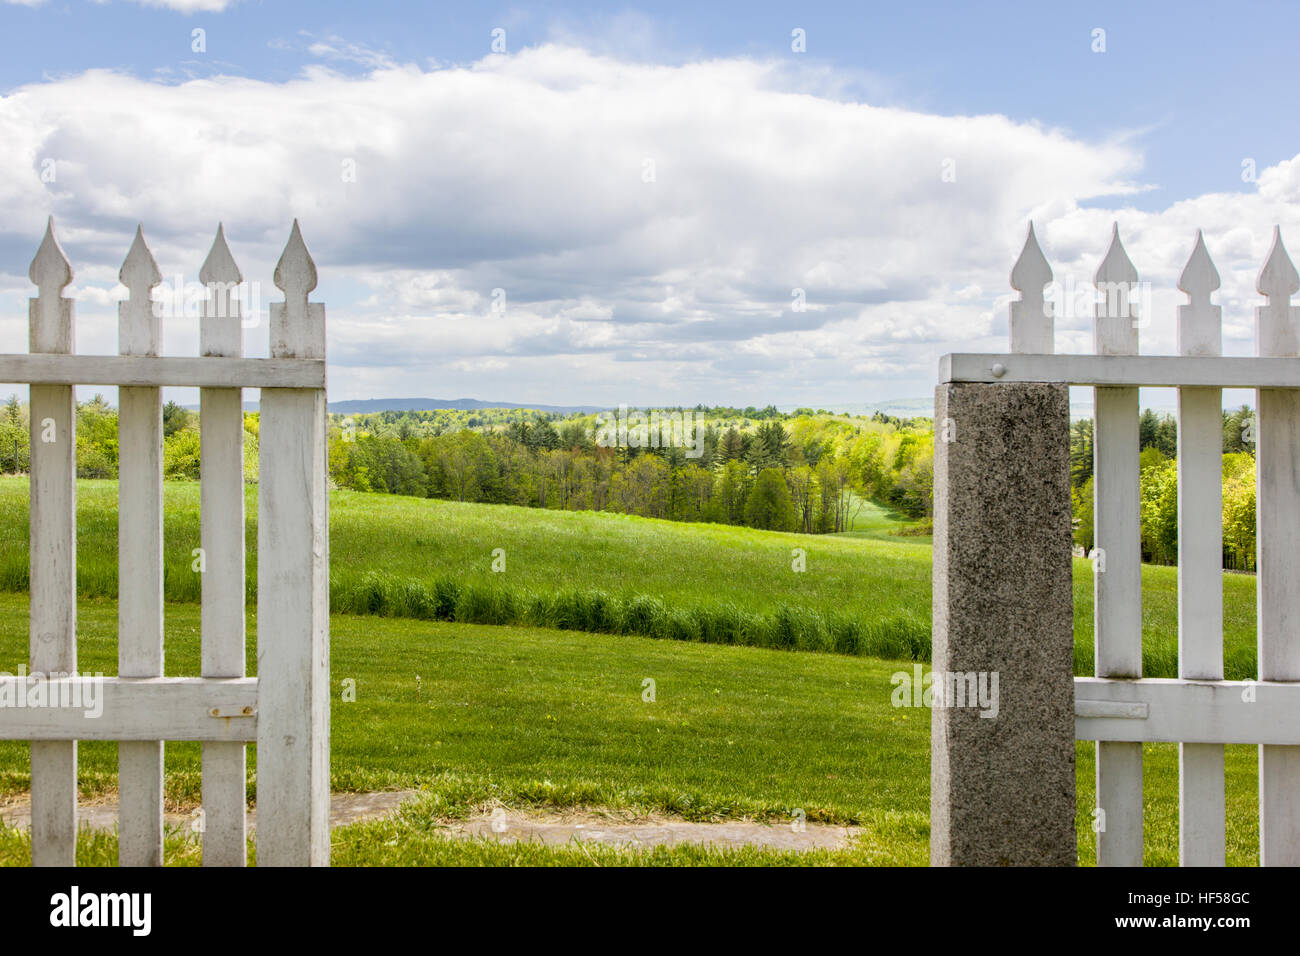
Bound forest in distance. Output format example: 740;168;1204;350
0;394;1261;566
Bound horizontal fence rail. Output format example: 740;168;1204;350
0;678;258;741
0;354;326;389
940;353;1300;388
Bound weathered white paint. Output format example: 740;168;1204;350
257;221;331;866
199;224;248;867
0;354;325;389
1255;227;1300;866
116;226;166;867
1175;230;1225;866
1075;678;1300;745
0;677;258;741
1009;222;1054;354
27;218;77;868
1092;224;1143;868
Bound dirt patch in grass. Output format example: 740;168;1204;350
0;791;859;851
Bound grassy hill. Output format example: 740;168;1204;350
0;476;1261;677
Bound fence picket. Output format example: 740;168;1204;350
1255;227;1300;865
116;226;166;866
1092;223;1144;867
256;221;331;866
199;224;249;866
1175;230;1226;865
27;218;78;867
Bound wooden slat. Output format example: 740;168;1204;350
256;222;331;866
27;219;77;868
1093;225;1143;867
117;226;165;867
1075;678;1300;744
0;354;325;389
1175;231;1225;866
940;352;1300;388
0;677;258;741
199;225;248;867
1256;227;1300;866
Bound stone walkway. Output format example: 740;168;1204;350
0;791;860;851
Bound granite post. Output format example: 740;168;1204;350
930;382;1076;866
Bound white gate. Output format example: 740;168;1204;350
0;219;330;867
941;222;1300;865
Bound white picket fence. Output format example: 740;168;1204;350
943;222;1300;865
0;219;330;866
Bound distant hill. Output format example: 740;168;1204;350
184;397;611;414
778;398;935;418
325;397;610;415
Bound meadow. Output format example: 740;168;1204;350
0;594;1264;866
0;477;1268;865
0;477;1262;677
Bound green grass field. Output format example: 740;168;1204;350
0;593;1264;866
0;478;1268;865
0;477;1261;677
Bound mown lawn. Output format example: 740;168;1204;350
0;477;1263;676
0;593;1262;866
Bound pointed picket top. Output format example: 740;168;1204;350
119;225;163;296
1011;222;1053;294
1009;222;1054;353
270;219;324;360
273;219;318;302
200;223;244;286
1255;226;1300;357
1178;230;1220;300
29;216;74;297
1257;226;1299;301
1093;222;1140;355
1094;222;1138;288
117;224;163;356
1176;230;1222;357
199;224;243;358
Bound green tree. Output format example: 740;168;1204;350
163;400;192;438
1222;453;1256;570
1223;405;1254;455
163;427;201;480
1069;419;1094;489
744;468;795;530
1139;459;1178;565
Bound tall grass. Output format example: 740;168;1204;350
328;570;932;660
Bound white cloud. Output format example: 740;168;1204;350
128;0;238;12
0;44;1297;405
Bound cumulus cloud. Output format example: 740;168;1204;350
0;44;1297;405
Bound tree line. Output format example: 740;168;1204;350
1070;406;1258;570
0;396;935;535
326;407;936;533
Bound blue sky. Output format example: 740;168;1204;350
1;0;1298;406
